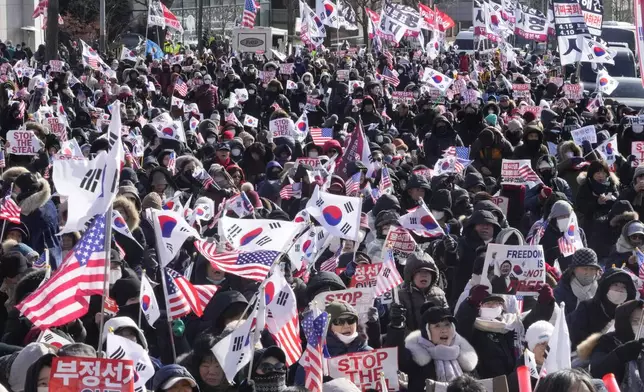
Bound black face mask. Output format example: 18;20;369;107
540;169;554;184
525;139;542;151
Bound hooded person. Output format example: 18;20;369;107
360;96;385;134
452;210;501;303
152;364;199;392
512;125;549;169
470;127;514;178
402;306;478;389
250;346;288;392
112;196;145;267
423;115;465;167
568;267;637;348
148;166;178;200
575;160;619;234
582;300;644;386
184;290;249;345
603;220;644;276
537;200;587;271
455;287;526;379
0;343;55;392
11;172;61;267
396;253;449;334
592;200;639;259
400;174;432;212
456;104;485;147
240;142;273;185
179;333;236;392
554;248;602;316
23;352;56;392
101;317;149;351
618;165;644;219
295;301;371;386
507;320;555;391
525;155;573;218
262;79;291;119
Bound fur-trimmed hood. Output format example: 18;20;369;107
405;330;478;370
557;140;582;158
576;170;620;187
113;196;140;231
18;178;51;216
2;167;29;184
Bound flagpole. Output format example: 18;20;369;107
96;206;113;356
159;265;178;363
138;269;145;328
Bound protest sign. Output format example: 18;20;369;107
6;130;42;155
391;91;415;105
491;195;509;216
313;288;375;323
549;76;564;87
261;70;275;85
384;226;417;255
47;117;68;142
234;88;249;102
518;106;542;118
512;84;531;99
269;118;295;139
632;141;644;166
461;89;479;104
352;98;364;107
49;60;64;73
563;83;583;101
501;159;540;186
280;63;294;75
451;78;467;95
337;69;350;81
295;157;322;168
305;96;321;112
412;168;433;181
49;357;135;392
480;243;546;296
571;125;597;145
349;264;383;289
328;348;399;391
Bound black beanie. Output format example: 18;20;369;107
111;273;141;306
14;173;39;195
0;252;28;280
429;189;452;212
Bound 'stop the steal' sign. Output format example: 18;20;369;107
7;130;43;155
328;348;399;391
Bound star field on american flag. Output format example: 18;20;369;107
237;251;276;266
74;215;106;266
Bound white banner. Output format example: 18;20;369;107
6;130;43;155
481;244;546;296
313;288;375;324
328;348;399;391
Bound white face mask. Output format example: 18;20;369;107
607;289;628;305
557;218;568;232
396;150;406;156
480;306;503;320
109;269;122;284
207;137;217;144
432;210;445;220
248;89;255;95
204;79;212;85
232;148;241;156
309;151;319;158
334;331;358;344
38;387;49;392
565;152;575;159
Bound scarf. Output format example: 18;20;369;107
616;235;635;254
253;373;286;392
570;277;598;307
588;177;611;196
474;312;525;355
417;338;463;382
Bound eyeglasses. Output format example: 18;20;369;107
257;362;286;373
332;317;358;326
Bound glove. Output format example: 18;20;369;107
537;285;554;305
468;285;490;307
389;303;407;329
615;339;644;362
172;319;185;337
238;379;256;392
539;186;553;201
367;307;379;323
443;235;457;253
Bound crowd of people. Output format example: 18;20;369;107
0;34;640;392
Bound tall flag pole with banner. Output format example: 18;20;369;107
636;0;644;88
553;0;590;65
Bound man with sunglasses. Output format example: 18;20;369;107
325;301;371;357
249;346;288;392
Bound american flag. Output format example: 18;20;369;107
164;267;203;320
241;0;259;28
379;167;393;193
16;214;107;328
443;146;471;160
194;284;218;309
319;247;341;272
310;127;333;146
33;251;48;269
0;150;6;168
193;167;215;190
518;164;542;183
374;249;403;297
32;0;48;18
16;101;25;120
301;311;329;392
275;314;302;366
516;295;524;313
0;194;21;224
279;182;301;200
377;68;400;87
345;171;361;196
636;248;644;281
383;50;394;68
557;237;575;257
174;77;188;96
167;151;176;175
194;239;278;281
123;143;140;170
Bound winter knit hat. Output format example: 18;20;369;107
325;300;358;321
141;192;163;210
635;165;644;180
548;200;573;220
507;118;523;133
571;248;600;269
485;113;498;126
525;320;554;351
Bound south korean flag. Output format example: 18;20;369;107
305;186;362;241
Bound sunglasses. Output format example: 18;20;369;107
332;317;358;326
257;362;286;373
